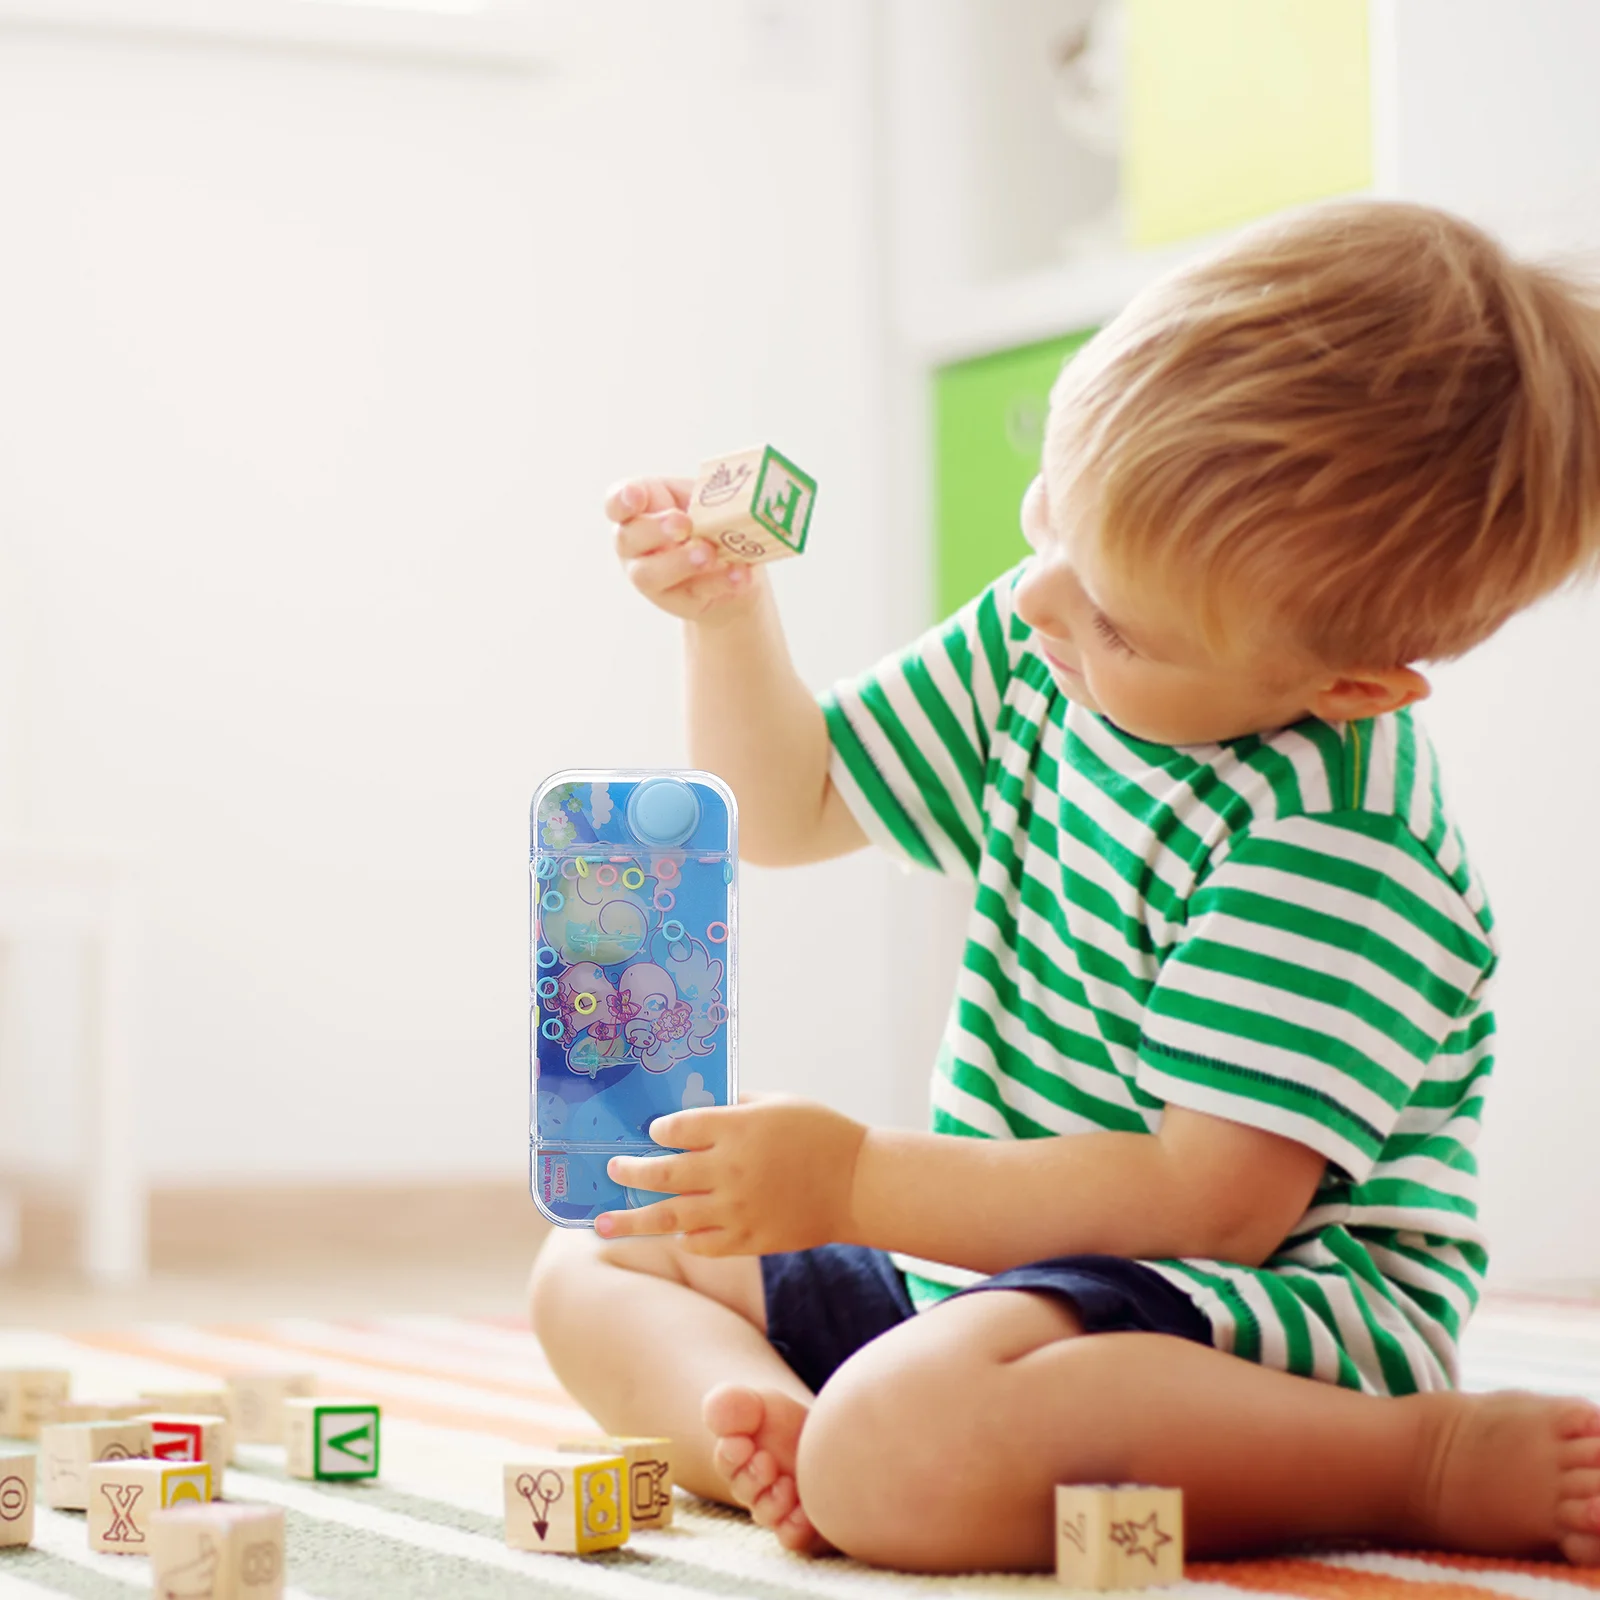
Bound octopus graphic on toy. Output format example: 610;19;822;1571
530;771;737;1227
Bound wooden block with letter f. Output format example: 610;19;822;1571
688;444;816;566
1055;1483;1184;1589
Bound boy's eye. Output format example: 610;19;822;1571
1092;612;1133;655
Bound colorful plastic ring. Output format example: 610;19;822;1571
536;856;559;879
573;992;597;1016
653;888;675;912
595;864;618;887
723;862;733;884
536;977;559;999
541;1018;564;1041
535;945;558;969
706;921;729;943
706;1002;728;1025
621;867;645;890
662;918;685;943
541;889;564;912
560;857;583;880
651;856;680;883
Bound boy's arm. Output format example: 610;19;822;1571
847;1106;1326;1272
684;580;867;867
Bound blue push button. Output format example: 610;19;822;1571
627;778;701;847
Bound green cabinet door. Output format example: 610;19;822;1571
933;329;1095;622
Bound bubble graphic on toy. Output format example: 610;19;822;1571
681;1072;716;1110
540;870;648;967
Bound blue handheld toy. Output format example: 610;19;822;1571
529;769;737;1226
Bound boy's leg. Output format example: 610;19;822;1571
792;1288;1600;1573
528;1228;812;1508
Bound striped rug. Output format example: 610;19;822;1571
1;1293;1597;1598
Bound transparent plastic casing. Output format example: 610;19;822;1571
529;769;737;1226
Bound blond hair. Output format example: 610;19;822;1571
1045;200;1600;667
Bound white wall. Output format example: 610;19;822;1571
1379;0;1600;1285
0;3;926;1191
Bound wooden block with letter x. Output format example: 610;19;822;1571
0;1451;34;1546
504;1451;629;1554
87;1459;212;1553
284;1398;380;1481
0;1368;70;1439
559;1434;674;1529
1055;1483;1184;1589
39;1419;150;1510
687;444;816;565
150;1501;286;1600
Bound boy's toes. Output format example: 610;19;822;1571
749;1473;798;1528
704;1382;766;1439
711;1433;755;1479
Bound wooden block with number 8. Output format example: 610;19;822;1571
285;1398;380;1481
504;1452;629;1554
688;444;816;565
39;1420;150;1510
150;1502;286;1600
558;1435;674;1530
87;1459;212;1553
0;1452;34;1547
1055;1484;1184;1589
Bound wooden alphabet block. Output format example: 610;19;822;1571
558;1434;674;1530
224;1371;316;1445
136;1413;229;1498
0;1368;70;1439
150;1502;286;1600
0;1451;35;1547
284;1398;380;1481
1055;1484;1184;1590
504;1451;629;1554
687;444;816;565
39;1419;151;1510
87;1459;212;1553
140;1389;238;1462
38;1396;151;1428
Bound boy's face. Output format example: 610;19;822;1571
1015;476;1329;746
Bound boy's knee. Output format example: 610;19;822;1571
527;1225;601;1340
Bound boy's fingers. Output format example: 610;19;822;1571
602;476;695;522
649;1107;724;1149
615;511;699;561
595;1196;706;1239
608;1152;707;1193
624;541;727;598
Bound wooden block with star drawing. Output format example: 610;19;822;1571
1054;1483;1184;1589
687;444;816;565
558;1435;674;1529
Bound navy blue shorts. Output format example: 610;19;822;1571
760;1245;1213;1396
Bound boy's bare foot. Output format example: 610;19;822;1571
1414;1389;1600;1564
703;1383;832;1555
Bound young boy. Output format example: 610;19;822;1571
529;200;1600;1573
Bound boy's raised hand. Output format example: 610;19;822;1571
607;477;762;621
598;1096;867;1255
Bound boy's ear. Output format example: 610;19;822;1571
1309;665;1432;722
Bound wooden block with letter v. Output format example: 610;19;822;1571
688;444;816;565
87;1459;212;1553
1055;1483;1184;1589
39;1419;150;1510
504;1451;629;1554
0;1367;70;1438
559;1434;674;1529
284;1398;380;1481
150;1501;286;1600
0;1451;34;1546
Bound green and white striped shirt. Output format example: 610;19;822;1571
820;567;1496;1395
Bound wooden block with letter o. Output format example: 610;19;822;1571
87;1459;212;1553
39;1419;151;1510
150;1501;286;1600
688;444;816;566
1055;1483;1184;1589
285;1398;380;1481
0;1368;70;1439
504;1451;629;1554
559;1434;674;1529
225;1370;316;1445
0;1451;35;1547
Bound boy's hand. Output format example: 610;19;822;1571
598;1097;867;1256
606;477;762;622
